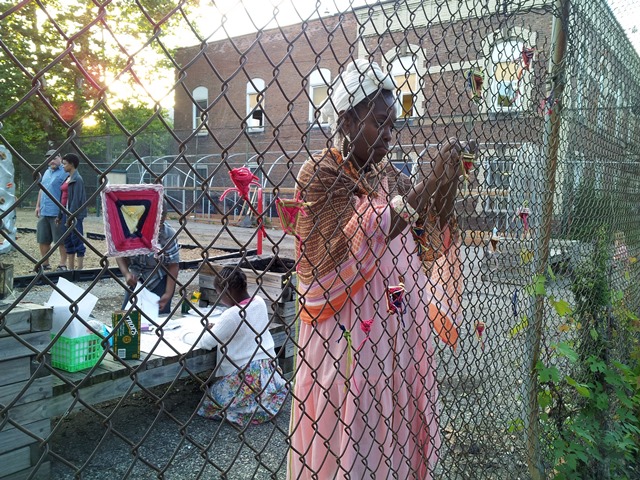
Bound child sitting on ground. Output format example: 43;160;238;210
196;266;288;426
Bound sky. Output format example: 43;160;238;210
186;0;371;43
607;0;640;51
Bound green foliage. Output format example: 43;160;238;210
538;343;640;479
0;1;61;147
535;228;640;479
79;101;172;161
0;1;184;158
568;178;633;243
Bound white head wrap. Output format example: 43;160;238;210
322;59;396;132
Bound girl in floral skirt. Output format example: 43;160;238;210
196;266;288;426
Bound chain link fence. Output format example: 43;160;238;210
1;0;639;478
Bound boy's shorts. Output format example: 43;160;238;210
36;216;63;244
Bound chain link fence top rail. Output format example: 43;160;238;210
1;0;639;479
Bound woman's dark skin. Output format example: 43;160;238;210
339;90;474;239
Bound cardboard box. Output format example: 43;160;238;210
112;311;141;360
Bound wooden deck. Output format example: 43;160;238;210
49;323;295;418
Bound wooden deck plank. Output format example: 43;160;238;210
0;303;52;338
0;332;50;362
0;419;50;456
48;353;218;418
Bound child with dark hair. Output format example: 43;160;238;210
57;153;87;270
196;266;288;426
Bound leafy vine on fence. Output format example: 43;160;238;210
533;228;640;479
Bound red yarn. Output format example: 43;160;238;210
220;167;261;202
275;194;307;236
102;186;163;256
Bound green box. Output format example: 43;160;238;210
50;334;102;372
112;311;141;360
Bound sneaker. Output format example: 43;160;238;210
42;265;52;271
56;265;68;271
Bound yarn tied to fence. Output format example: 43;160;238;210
220;167;261;202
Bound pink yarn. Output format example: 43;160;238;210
518;207;531;232
220;167;260;202
356;319;374;352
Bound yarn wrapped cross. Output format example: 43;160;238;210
516;205;531;234
475;320;486;351
538;92;559;116
275;193;309;237
386;282;408;328
101;184;163;257
461;151;476;180
220;167;261;202
519;46;535;78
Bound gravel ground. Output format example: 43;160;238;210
50;383;293;479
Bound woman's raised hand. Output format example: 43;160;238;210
435;137;478;182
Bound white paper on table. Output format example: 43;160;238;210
140;316;220;357
140;332;194;357
124;284;159;330
45;277;98;338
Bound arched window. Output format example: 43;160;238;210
489;40;525;111
192;86;208;134
246;78;265;132
308;68;331;125
390;55;418;119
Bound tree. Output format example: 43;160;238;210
0;0;189;164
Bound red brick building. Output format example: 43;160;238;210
172;1;639;232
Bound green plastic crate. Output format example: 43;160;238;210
50;334;102;372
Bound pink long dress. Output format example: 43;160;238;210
288;198;445;479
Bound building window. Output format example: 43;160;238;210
484;157;513;213
308;68;331;125
490;41;525;111
246;78;265;132
192;86;208;134
486;157;513;190
390;56;418;118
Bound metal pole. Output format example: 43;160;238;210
524;0;568;478
257;187;263;255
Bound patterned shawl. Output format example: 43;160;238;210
294;148;412;324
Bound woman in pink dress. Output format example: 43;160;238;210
288;59;470;479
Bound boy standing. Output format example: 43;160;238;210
35;149;68;270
